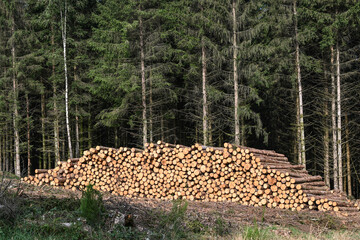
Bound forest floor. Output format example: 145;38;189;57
1;172;360;240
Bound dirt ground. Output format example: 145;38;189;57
11;178;359;236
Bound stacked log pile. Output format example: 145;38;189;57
22;141;359;212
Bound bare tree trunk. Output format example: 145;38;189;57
232;0;240;145
202;36;208;145
60;1;73;159
41;88;46;168
5;126;9;172
149;69;153;143
296;94;301;164
51;23;60;164
323;72;330;187
75;105;80;158
88;108;92;149
160;114;164;142
11;10;20;177
336;42;343;191
74;66;80;158
139;11;147;146
345;114;351;196
26;93;31;175
293;0;305;167
331;45;338;190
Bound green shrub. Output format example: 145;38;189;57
158;199;189;240
79;184;105;226
243;220;269;240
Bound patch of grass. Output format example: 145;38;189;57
157;199;189;240
214;217;229;236
242;220;270;240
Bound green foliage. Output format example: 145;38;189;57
79;184;105;226
243;220;270;240
214;217;229;236
158;199;189;240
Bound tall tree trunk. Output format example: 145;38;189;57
75;105;80;158
139;10;147;146
345;114;351;196
160;114;164;142
41;87;46;168
149;69;153;143
323;71;330;187
88;108;92;149
115;128;118;148
331;45;338;190
296;94;301;164
51;23;60;164
11;9;20;177
74;66;80;158
26;93;31;175
202;36;208;145
293;0;305;167
60;1;73;158
5;126;9;172
336;42;343;191
232;0;240;145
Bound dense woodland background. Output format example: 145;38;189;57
0;0;360;197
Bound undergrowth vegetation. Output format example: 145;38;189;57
0;178;359;240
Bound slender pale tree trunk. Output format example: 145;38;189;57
75;105;80;158
336;42;343;191
202;36;208;145
345;114;351;196
74;66;80;158
232;0;240;145
88;108;92;149
26;93;31;175
293;0;305;167
60;1;73;159
11;10;20;177
149;69;153;143
296;94;301;164
323;71;330;187
41;88;46;168
160;114;164;142
139;11;147;147
5;127;8;172
51;23;60;164
331;45;338;190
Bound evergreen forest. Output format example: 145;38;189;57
0;0;360;198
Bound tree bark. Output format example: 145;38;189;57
336;41;343;191
26;93;31;175
232;0;240;146
75;105;80;158
60;1;73;159
88;107;92;149
41;86;46;168
139;9;147;147
323;70;330;187
331;45;338;190
202;36;208;146
149;69;153;143
74;66;80;158
11;8;21;177
345;114;351;196
51;23;60;164
293;0;305;168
